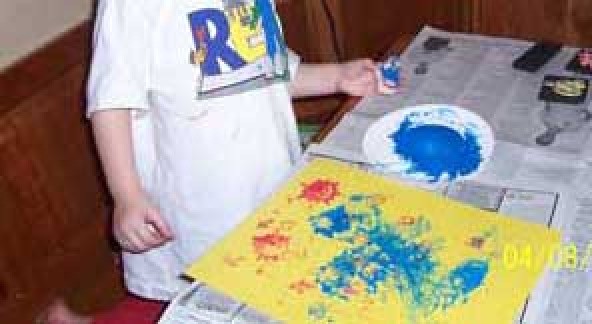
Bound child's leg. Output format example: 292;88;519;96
93;295;166;324
40;299;91;324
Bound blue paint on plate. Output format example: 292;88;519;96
389;117;483;181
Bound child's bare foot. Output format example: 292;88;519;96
39;299;92;324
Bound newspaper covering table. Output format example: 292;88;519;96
160;27;592;323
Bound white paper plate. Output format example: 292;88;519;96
363;104;494;183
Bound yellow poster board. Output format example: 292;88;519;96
186;159;560;324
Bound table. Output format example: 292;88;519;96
308;26;592;324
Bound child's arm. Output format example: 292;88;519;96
91;110;173;253
289;59;379;98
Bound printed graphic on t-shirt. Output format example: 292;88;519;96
188;0;289;97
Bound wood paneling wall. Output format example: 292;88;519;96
0;22;124;323
472;0;592;47
334;0;472;59
301;0;592;61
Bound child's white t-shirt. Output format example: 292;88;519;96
87;0;301;300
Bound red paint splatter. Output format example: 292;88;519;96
289;279;316;294
467;236;486;249
252;231;291;261
343;286;360;296
299;179;340;204
397;216;416;226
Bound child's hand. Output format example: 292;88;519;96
113;195;174;253
336;59;380;97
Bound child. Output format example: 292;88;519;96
45;0;378;322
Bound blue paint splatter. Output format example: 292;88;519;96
309;195;490;320
389;117;483;182
447;260;489;295
310;205;351;239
